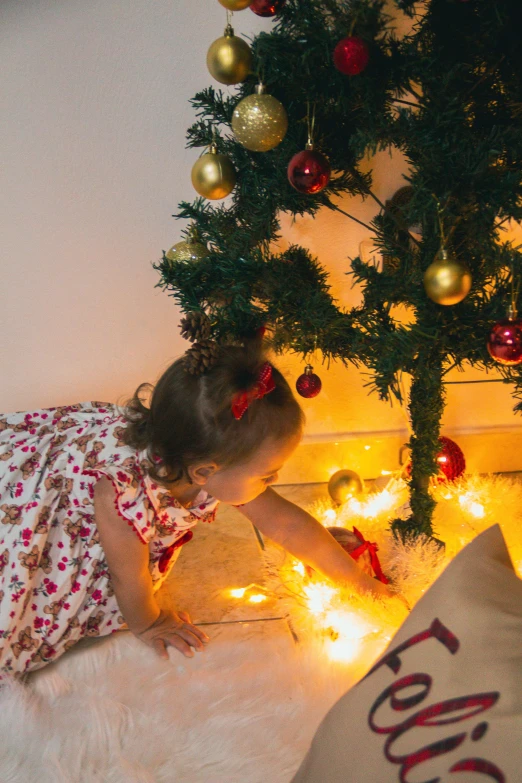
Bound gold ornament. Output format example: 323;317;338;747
207;24;252;85
191;143;236;200
218;0;252;9
328;469;365;506
231;83;288;152
423;247;472;306
166;230;208;263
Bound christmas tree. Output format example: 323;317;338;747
156;0;522;539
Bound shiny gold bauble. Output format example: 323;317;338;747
328;469;365;506
191;144;236;200
218;0;252;9
165;235;208;264
423;247;472;306
231;84;288;152
207;25;252;85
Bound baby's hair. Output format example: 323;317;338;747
122;343;305;485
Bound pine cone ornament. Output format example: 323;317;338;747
180;311;212;343
183;339;220;375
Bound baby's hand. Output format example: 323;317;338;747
135;609;210;660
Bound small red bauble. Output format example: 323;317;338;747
487;316;522;366
333;35;370;76
250;0;286;15
436;436;466;482
296;365;322;398
288;148;331;194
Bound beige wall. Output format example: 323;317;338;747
2;0;521;479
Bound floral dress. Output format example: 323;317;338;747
0;402;219;682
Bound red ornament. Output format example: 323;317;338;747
296;365;322;398
287;148;331;194
406;436;465;482
306;526;389;584
487;315;522;366
436;436;466;482
333;36;370;76
250;0;286;15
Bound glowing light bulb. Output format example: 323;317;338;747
346;489;396;519
230;588;247;598
347;497;362;514
323;610;375;662
249;594;267;603
293;561;305;576
458;493;485;518
324;509;337;521
327;637;361;662
304;583;336;614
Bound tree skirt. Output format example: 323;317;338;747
0;619;356;783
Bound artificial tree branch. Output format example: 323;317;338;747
330;204;375;233
349;167;423;248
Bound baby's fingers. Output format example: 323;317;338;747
165;633;196;659
152;638;169;661
177;611;210;643
188;623;210;645
176;625;208;652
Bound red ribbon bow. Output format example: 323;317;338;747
348;527;389;584
231;362;276;420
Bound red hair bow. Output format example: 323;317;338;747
231;362;276;421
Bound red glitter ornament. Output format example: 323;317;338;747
333;36;370;76
250;0;286;16
487;313;522;366
406;436;465;482
287;147;331;194
296;365;322;398
436;436;466;482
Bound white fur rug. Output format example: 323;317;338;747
0;619;357;783
7;473;515;781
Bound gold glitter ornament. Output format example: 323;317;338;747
423;246;472;306
207;24;252;85
218;0;252;9
166;229;209;263
191;143;237;200
328;469;365;506
231;83;288;152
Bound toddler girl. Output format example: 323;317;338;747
0;342;391;681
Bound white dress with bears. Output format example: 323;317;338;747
0;402;218;681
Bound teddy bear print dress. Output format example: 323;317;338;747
0;402;219;681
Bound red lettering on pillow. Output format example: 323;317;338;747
363;618;504;782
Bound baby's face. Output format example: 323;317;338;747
202;433;301;505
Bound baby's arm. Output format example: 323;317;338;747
238;487;392;599
94;477;209;658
